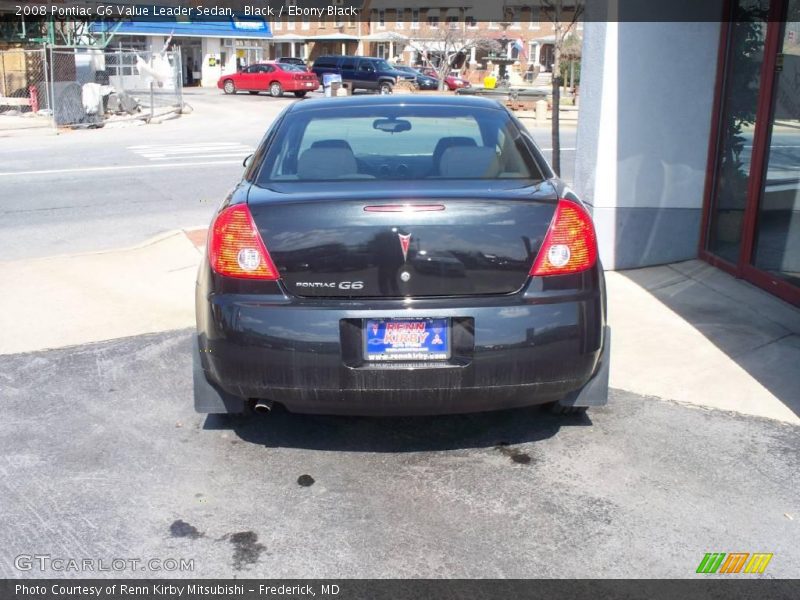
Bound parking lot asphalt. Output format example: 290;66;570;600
1;330;797;578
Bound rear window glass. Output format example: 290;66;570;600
257;104;542;183
313;57;335;68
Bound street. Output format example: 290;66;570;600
1;330;798;578
0;88;576;260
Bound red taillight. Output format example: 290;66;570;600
208;204;279;280
530;198;597;277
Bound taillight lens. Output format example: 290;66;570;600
530;198;597;276
208;204;279;280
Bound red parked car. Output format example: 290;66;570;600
420;68;471;91
218;62;319;98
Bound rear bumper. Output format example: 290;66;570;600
196;277;607;415
286;81;319;92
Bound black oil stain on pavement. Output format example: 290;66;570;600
495;442;533;465
229;531;266;570
297;474;315;487
169;519;203;539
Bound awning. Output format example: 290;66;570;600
91;17;271;40
308;33;360;41
531;36;557;44
364;31;409;42
271;34;307;41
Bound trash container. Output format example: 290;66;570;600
323;73;342;97
483;75;497;90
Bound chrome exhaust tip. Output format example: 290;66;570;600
253;400;274;415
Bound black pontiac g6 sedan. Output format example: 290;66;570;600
194;95;609;417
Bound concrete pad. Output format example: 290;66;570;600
643;277;789;357
670;260;800;334
0;231;201;355
606;269;800;424
733;334;800;416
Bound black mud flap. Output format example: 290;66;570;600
192;336;247;414
558;326;610;408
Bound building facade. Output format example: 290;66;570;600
95;6;576;87
574;0;800;306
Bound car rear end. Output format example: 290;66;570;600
447;75;470;90
194;97;608;416
282;66;319;92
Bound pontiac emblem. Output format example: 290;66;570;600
398;233;411;262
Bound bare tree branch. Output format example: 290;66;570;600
407;25;499;90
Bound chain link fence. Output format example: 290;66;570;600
0;48;183;131
48;49;183;128
0;48;51;131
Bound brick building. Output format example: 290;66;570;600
266;4;580;84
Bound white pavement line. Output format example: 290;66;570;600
0;161;244;177
139;148;253;157
126;142;244;149
149;154;251;160
136;145;253;153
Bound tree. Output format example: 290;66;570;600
409;24;499;91
541;0;584;176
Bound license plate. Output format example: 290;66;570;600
364;317;450;362
306;82;314;87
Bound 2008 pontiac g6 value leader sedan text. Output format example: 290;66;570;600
194;95;610;417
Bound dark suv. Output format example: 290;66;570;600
276;56;307;69
311;55;414;94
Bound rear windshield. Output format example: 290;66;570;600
256;104;542;183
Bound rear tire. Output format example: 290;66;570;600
547;403;588;416
269;81;283;97
378;81;393;95
223;80;236;95
293;91;307;98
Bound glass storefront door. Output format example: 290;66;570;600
705;1;769;265
751;11;800;288
703;0;800;306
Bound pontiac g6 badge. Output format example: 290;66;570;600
398;233;411;262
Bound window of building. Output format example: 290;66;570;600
529;5;541;29
428;15;440;28
447;16;459;29
411;9;419;29
466;16;477;28
107;41;148;76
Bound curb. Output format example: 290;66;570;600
0;228;206;266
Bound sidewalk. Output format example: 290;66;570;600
0;230;201;355
607;261;800;424
1;232;798;424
